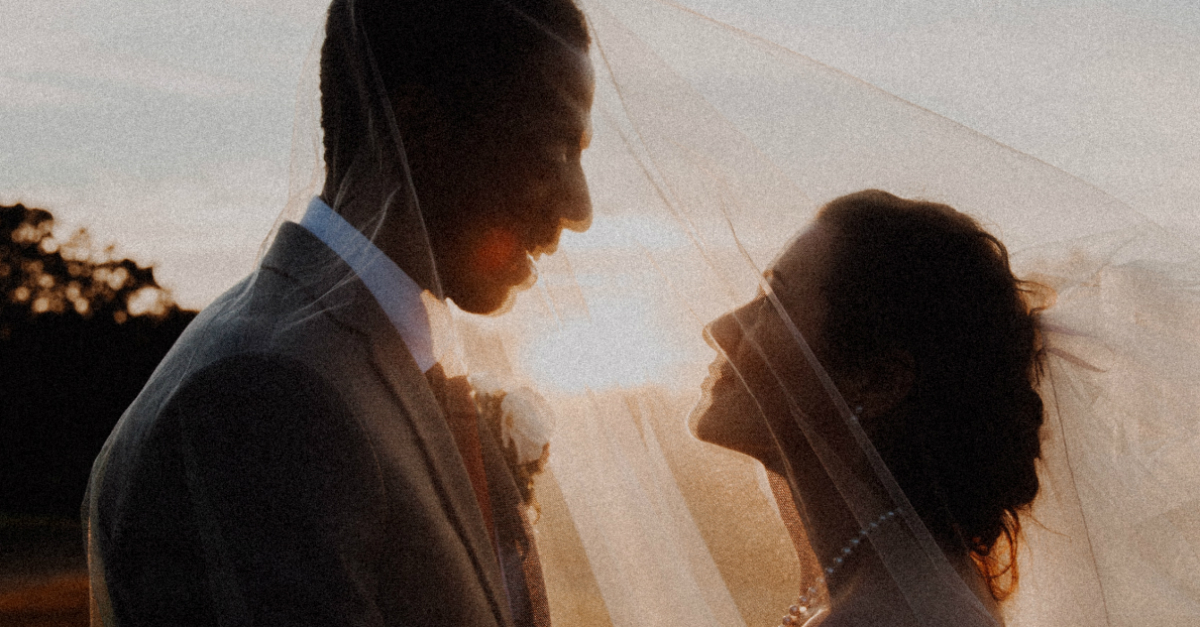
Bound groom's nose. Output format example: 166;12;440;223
553;160;592;233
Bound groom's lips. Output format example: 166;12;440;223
525;230;562;260
508;231;563;288
474;226;552;288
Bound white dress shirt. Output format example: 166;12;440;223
297;196;436;372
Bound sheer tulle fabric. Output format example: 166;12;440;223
89;0;1200;625
505;1;1200;625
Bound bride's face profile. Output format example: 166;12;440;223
690;222;836;465
696;190;1048;605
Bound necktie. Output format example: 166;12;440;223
424;364;495;542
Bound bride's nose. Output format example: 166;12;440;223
704;309;743;356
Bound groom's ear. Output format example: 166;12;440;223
388;84;452;146
848;349;914;420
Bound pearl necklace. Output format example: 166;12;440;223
776;509;900;627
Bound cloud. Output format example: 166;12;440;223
1;28;251;101
0;75;88;108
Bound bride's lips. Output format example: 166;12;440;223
700;358;721;390
703;352;735;386
696;355;731;411
691;354;740;440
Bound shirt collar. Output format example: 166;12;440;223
297;196;436;372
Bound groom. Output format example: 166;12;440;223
83;0;593;625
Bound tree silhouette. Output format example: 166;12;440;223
1;203;197;518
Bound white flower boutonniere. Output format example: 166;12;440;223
469;373;556;516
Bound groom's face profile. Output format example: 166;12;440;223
322;0;594;315
423;51;595;315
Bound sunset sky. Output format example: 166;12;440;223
4;7;1196;621
2;0;1197;314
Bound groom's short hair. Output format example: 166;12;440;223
319;0;590;185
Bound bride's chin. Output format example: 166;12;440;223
690;375;779;462
688;361;727;441
690;380;742;444
687;387;717;441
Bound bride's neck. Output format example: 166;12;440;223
771;456;871;594
771;460;1002;621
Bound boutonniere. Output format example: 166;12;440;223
469;373;556;519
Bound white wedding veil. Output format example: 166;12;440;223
84;0;1200;625
464;0;1199;625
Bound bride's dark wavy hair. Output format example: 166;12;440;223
816;190;1046;601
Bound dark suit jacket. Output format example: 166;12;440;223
84;223;523;626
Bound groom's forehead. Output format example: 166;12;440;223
516;43;593;99
494;49;593;121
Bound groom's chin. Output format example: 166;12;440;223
451;288;514;316
446;266;536;317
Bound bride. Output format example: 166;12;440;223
691;189;1046;626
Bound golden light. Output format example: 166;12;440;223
520;294;685;391
513;214;712;392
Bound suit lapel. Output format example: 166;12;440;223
480;422;551;627
261;223;512;626
368;338;512;626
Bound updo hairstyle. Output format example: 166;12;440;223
816;190;1046;599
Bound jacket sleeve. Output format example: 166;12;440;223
166;352;388;627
